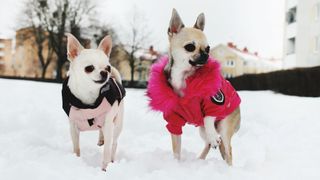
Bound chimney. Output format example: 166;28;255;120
227;42;234;48
243;47;248;53
149;45;154;52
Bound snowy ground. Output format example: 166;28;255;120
0;79;320;180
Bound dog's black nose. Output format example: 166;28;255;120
190;50;208;66
100;71;108;78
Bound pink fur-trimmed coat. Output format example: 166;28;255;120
147;56;241;135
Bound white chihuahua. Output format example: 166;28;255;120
62;34;125;171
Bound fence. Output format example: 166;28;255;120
0;75;147;89
2;66;320;97
229;66;320;97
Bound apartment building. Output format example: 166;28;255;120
284;0;320;68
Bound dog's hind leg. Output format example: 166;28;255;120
111;102;124;163
97;129;104;146
171;134;181;160
198;126;211;160
217;126;233;165
69;120;80;157
216;108;240;166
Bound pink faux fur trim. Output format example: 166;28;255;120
147;56;222;113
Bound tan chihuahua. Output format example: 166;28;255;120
164;9;241;165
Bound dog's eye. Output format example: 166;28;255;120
184;43;196;52
205;46;210;53
106;65;111;73
85;65;95;73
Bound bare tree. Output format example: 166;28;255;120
23;0;95;81
91;23;120;46
22;0;55;79
123;7;153;85
92;24;125;70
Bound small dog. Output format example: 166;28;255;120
147;9;241;165
62;34;125;171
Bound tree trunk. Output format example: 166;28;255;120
41;64;48;79
129;53;135;86
56;55;66;82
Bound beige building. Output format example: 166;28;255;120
110;46;159;82
211;43;281;78
14;27;57;78
211;44;244;78
284;0;320;68
0;38;14;76
2;26;158;82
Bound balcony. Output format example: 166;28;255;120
286;22;297;38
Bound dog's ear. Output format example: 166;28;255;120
66;33;84;61
98;35;113;57
168;8;185;36
193;13;205;31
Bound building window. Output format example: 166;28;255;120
315;3;320;21
230;60;234;66
314;36;320;53
286;6;297;24
223;73;233;79
287;37;296;55
225;60;235;67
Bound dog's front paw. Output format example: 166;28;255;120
173;153;181;160
73;148;80;157
97;140;104;146
102;162;109;172
207;134;221;149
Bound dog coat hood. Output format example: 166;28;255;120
147;56;241;135
62;77;125;131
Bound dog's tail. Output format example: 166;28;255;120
111;66;122;84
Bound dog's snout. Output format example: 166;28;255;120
199;49;209;62
100;71;108;78
189;49;209;67
199;48;208;56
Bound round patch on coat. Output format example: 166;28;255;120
211;90;225;105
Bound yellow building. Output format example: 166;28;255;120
0;38;14;76
211;43;281;78
211;44;244;78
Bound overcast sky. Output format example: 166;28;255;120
0;0;285;58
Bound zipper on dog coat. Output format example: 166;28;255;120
62;77;126;131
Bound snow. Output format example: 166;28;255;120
0;78;320;180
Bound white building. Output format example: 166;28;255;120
284;0;320;68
